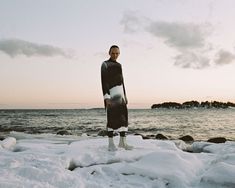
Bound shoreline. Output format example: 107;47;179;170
1;130;233;143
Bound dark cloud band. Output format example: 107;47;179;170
0;38;70;58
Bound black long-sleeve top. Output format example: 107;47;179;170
101;59;127;108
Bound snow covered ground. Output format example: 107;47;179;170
0;132;235;188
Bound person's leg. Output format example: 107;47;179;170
107;106;117;151
118;131;133;150
107;130;117;151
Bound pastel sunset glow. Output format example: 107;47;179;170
1;0;235;109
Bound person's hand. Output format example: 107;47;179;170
105;99;112;108
125;97;128;105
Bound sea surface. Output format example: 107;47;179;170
0;108;235;141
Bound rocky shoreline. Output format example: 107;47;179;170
151;100;235;109
1;129;230;144
133;133;228;143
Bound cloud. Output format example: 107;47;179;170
120;11;149;33
174;51;210;69
0;38;72;58
120;12;215;69
121;12;211;49
214;49;235;65
147;22;211;49
146;21;214;69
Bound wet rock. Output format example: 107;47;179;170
142;135;151;139
134;133;151;139
97;130;107;137
179;135;194;142
155;133;168;140
146;134;155;138
133;133;146;139
133;133;143;136
56;130;71;135
207;137;227;143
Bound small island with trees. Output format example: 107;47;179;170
151;101;235;109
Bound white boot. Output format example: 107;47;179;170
118;136;133;150
108;137;117;151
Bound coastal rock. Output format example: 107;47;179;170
133;133;150;139
97;130;107;137
56;130;72;135
207;137;227;143
155;133;168;140
179;135;194;142
142;135;151;139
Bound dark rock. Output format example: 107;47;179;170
97;130;107;137
142;135;151;139
134;133;143;136
179;135;194;142
147;134;155;138
155;133;168;140
56;130;71;135
133;133;150;139
207;137;227;143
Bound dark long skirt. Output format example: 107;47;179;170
107;103;128;130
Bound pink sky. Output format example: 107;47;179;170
1;0;235;109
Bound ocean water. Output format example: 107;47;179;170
0;108;235;141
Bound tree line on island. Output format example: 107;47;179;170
151;101;235;109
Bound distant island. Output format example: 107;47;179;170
151;101;235;109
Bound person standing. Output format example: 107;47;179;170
101;45;133;151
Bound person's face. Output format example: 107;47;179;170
109;47;120;61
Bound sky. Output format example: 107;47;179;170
0;0;235;109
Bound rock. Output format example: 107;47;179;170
155;133;168;140
146;134;155;138
98;130;107;136
142;135;151;139
133;133;142;136
56;130;71;135
133;133;149;139
207;137;227;143
179;135;194;142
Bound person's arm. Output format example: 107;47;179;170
101;62;111;108
123;81;128;105
121;65;128;105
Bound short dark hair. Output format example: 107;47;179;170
109;45;119;54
